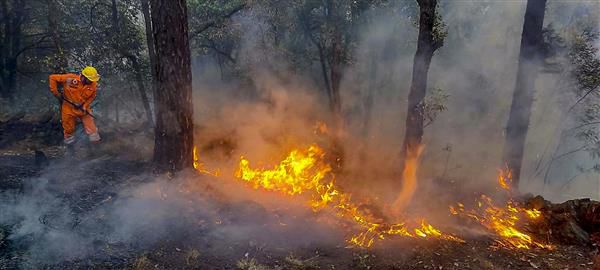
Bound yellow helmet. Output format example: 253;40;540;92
81;66;100;82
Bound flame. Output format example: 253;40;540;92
192;143;547;250
235;144;462;247
192;146;220;176
392;145;424;214
498;168;512;190
524;208;541;219
451;169;552;250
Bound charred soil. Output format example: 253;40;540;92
0;120;598;270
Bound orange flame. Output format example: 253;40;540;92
498;167;512;190
392;145;424;214
450;169;552;250
192;143;546;250
192;146;220;176
235;144;462;248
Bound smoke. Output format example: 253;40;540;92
188;0;599;226
0;158;342;266
2;0;599;266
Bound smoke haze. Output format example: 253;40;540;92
2;0;599;266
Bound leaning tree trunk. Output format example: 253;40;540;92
150;0;194;172
400;0;442;170
502;0;547;189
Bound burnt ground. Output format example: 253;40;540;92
0;124;599;269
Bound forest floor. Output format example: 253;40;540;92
0;119;599;270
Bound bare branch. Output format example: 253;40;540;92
567;85;600;113
191;4;246;37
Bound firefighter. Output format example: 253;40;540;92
49;66;101;145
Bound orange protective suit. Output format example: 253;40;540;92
49;73;100;144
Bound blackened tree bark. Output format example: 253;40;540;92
502;0;547;188
400;0;442;169
150;0;194;172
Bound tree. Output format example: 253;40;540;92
150;0;194;172
502;0;547;188
400;0;444;172
140;0;158;108
110;0;154;127
297;0;349;119
47;0;68;73
0;0;26;99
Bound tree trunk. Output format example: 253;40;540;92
150;0;194;172
110;0;153;127
140;0;158;89
0;0;24;99
115;99;120;123
129;56;154;127
330;31;343;117
0;0;8;98
502;0;547;189
47;0;68;73
111;0;120;32
362;51;377;138
400;0;441;169
326;0;343;117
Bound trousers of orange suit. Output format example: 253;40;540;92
61;103;100;144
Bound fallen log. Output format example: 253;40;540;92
526;195;600;246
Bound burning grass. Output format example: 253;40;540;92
193;143;551;250
450;169;553;250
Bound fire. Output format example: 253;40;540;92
192;146;220;176
236;145;330;196
450;170;552;250
235;144;462;247
192;143;548;250
498;168;512;190
392;145;424;214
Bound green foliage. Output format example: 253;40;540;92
569;31;600;97
569;28;600;167
419;87;449;128
432;7;447;48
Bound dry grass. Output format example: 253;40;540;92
236;257;270;270
132;255;153;270
284;254;320;270
185;248;201;266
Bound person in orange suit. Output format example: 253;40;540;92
49;66;101;145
